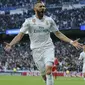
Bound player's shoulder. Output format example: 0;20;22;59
81;51;85;54
25;17;33;22
44;16;55;25
24;18;30;24
80;52;83;54
24;16;35;24
44;15;53;21
80;51;85;56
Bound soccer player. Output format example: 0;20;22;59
52;58;59;79
5;1;82;85
79;45;85;80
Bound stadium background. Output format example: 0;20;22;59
0;0;85;77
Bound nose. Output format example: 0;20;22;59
42;7;46;11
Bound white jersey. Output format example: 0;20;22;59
79;51;85;64
20;15;59;49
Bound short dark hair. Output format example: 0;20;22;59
37;0;42;3
34;0;44;8
35;0;43;4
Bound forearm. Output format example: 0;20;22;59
9;36;21;46
54;31;73;43
9;33;24;46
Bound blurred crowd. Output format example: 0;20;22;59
0;40;37;71
0;12;31;32
47;7;85;30
0;7;85;32
0;0;32;8
54;40;83;72
0;0;85;32
0;0;81;8
0;38;85;72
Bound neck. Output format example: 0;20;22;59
35;13;43;19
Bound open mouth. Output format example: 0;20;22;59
41;11;44;14
41;10;45;13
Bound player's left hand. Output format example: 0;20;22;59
71;38;83;49
4;42;12;52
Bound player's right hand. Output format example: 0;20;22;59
4;42;12;52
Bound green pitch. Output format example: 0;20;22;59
0;76;85;85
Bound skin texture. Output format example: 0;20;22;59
34;2;46;19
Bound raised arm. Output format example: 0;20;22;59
4;19;30;51
4;32;24;51
54;31;82;49
9;32;24;46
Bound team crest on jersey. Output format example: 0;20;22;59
32;19;36;24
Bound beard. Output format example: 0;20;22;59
36;10;45;18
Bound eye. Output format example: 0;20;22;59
39;5;45;8
40;6;42;8
43;6;45;7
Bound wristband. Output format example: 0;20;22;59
70;40;73;44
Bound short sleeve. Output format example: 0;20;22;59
20;19;30;34
49;18;59;32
